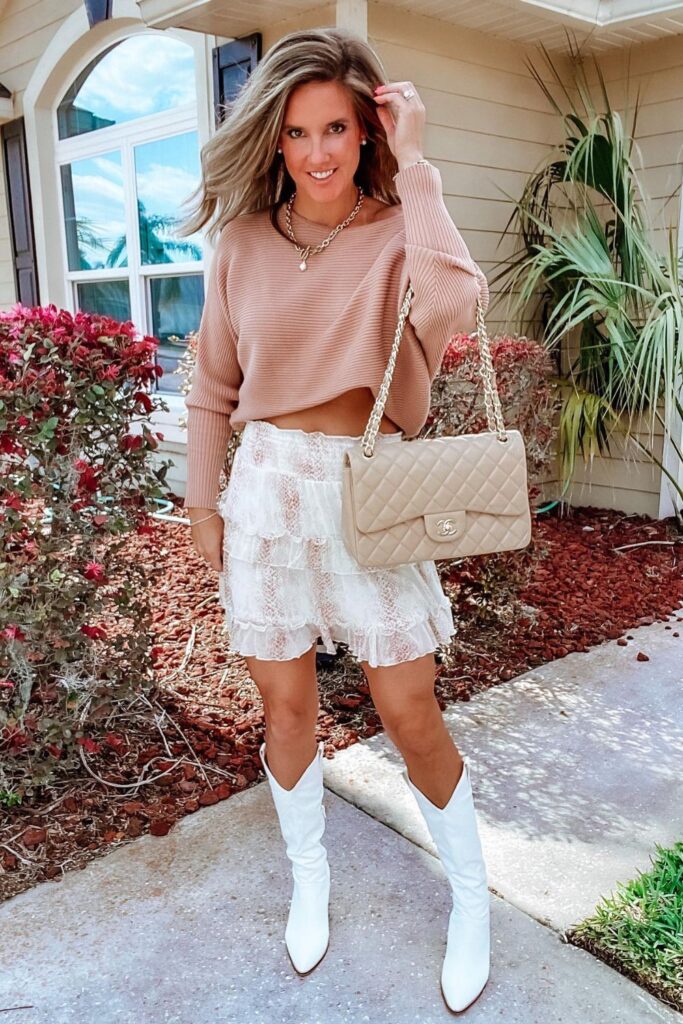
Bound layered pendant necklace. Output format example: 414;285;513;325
284;186;365;270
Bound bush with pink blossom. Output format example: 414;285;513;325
0;303;173;798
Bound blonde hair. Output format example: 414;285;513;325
177;26;400;244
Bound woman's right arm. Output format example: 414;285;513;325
184;231;243;569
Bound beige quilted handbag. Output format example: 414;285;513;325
340;285;532;568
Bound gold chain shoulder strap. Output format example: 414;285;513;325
361;286;508;457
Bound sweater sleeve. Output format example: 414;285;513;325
183;231;243;511
393;160;490;378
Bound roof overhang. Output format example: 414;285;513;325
135;0;683;53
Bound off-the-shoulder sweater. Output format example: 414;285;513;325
183;159;489;509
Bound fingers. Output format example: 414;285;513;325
190;519;224;573
375;81;424;104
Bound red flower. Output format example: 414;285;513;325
134;390;154;413
5;495;23;511
0;679;14;689
73;458;89;471
80;624;107;640
16;415;30;427
83;561;107;583
77;466;100;493
120;434;144;451
0;435;22;455
2;625;26;642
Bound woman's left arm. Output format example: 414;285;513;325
373;81;489;378
393;159;490;378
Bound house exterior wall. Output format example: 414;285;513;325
0;0;677;517
559;39;683;517
0;1;83;304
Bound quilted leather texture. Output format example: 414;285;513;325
341;429;532;568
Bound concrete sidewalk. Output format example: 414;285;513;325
1;610;682;1023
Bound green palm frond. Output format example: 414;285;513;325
488;34;683;516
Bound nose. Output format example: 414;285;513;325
308;137;332;165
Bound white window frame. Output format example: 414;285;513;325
53;45;205;431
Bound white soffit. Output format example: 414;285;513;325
136;0;683;51
394;0;683;53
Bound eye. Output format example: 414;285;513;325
285;123;346;138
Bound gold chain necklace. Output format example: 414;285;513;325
284;186;365;270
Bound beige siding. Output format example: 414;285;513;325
0;0;83;103
558;39;683;516
369;6;570;337
0;0;82;308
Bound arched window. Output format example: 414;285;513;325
55;34;204;394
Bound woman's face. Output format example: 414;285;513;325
278;79;365;204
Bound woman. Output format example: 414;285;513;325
180;26;491;1013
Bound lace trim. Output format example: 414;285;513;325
221;606;456;668
221;516;381;575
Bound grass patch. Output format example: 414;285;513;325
567;841;683;1012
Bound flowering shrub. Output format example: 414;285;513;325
0;304;174;798
425;331;559;482
423;329;560;645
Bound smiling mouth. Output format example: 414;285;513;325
308;168;337;180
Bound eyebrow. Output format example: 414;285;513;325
282;117;351;130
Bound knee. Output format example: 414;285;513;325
264;698;318;739
382;698;442;756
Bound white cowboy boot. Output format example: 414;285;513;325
402;757;490;1012
259;739;331;974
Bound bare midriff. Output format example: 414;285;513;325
262;386;401;436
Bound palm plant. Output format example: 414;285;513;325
491;34;683;519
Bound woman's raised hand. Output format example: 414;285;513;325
373;81;426;168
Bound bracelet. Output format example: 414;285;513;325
394;157;430;178
189;510;220;526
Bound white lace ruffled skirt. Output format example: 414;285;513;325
216;419;456;667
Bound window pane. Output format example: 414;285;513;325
150;274;204;393
134;131;202;266
61;153;127;270
77;280;131;322
57;36;195;140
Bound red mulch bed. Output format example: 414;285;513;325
1;502;681;903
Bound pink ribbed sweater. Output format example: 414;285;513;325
183;159;489;510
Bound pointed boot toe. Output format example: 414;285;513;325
440;908;490;1012
285;863;331;973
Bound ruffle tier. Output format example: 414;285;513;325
214;420;457;667
218;602;456;667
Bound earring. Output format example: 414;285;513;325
277;148;282;153
361;138;367;145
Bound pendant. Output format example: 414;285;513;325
299;260;307;271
